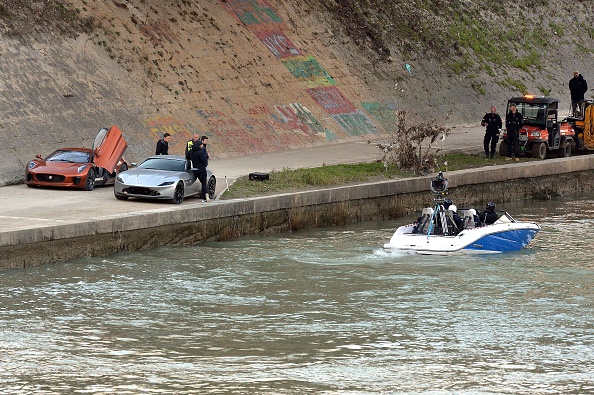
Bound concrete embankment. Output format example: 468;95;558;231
2;155;594;270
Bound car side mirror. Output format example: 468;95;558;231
36;154;43;159
546;119;553;129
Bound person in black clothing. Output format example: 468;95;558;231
189;140;210;202
449;205;463;234
481;106;502;158
201;135;209;159
505;104;523;161
185;132;201;159
155;133;171;155
480;201;498;225
569;71;588;116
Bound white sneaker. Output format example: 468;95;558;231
205;193;211;202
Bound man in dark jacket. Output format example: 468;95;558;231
480;201;498;225
189;141;210;202
505;104;523;161
185;132;201;159
201;135;209;159
569;71;588;116
155;133;171;155
481;105;503;158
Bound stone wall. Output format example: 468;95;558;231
2;157;594;270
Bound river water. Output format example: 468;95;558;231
1;194;594;394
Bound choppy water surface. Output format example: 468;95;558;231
2;195;594;394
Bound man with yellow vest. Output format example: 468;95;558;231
185;133;201;159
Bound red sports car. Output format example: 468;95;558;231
25;126;129;190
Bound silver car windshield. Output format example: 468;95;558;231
138;158;186;171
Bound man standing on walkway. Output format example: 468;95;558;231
201;135;209;159
505;104;523;161
569;70;588;116
481;105;502;158
155;133;171;155
189;141;210;202
185;132;201;159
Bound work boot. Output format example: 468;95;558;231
490;153;495;159
205;193;211;202
505;157;512;161
515;157;519;161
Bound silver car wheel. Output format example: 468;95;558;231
172;181;184;204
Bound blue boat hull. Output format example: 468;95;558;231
461;228;540;253
384;220;541;255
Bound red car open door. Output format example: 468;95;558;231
92;126;128;172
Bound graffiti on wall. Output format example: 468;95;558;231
362;102;398;131
332;112;377;136
216;0;384;148
145;116;201;152
282;56;336;88
223;0;282;26
192;102;332;154
253;30;302;58
306;86;356;115
274;103;335;140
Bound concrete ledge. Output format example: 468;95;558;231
2;156;594;269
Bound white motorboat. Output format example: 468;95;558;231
383;172;540;255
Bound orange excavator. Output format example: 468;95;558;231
565;100;594;151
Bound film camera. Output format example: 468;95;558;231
430;171;449;200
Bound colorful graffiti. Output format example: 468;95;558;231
274;103;333;139
223;0;282;26
253;30;302;58
332;112;377;136
144;116;201;152
193;102;332;154
362;102;398;130
137;0;385;157
306;86;356;115
282;56;336;88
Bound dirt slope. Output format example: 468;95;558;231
0;0;592;185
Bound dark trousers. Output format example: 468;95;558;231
572;99;582;117
483;130;499;157
194;169;208;198
506;129;520;157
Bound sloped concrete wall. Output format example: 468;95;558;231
0;0;393;186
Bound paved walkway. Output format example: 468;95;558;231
0;125;484;235
209;124;484;180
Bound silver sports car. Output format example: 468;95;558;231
114;155;216;204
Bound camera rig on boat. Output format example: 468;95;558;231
430;171;449;203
